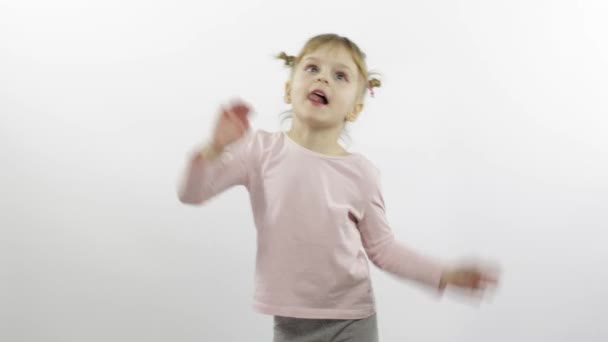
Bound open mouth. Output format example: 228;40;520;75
308;90;329;105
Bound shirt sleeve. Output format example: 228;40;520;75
176;130;258;205
358;166;445;289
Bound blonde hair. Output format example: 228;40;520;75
277;33;381;98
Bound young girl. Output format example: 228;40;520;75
177;33;500;342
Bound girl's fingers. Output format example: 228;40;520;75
481;268;500;285
221;106;232;119
225;107;248;132
233;103;250;116
213;100;252;147
228;98;251;115
224;100;251;125
233;106;251;129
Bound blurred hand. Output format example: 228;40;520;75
210;99;252;151
439;261;501;299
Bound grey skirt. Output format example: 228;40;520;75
273;313;379;342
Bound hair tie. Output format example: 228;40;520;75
278;52;296;67
368;78;381;97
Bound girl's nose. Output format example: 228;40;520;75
316;76;329;84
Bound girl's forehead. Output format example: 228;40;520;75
302;46;357;69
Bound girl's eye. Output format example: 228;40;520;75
305;65;348;81
336;72;348;81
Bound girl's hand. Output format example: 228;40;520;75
439;262;500;297
210;100;252;151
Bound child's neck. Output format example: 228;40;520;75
286;127;349;157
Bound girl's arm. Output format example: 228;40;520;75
358;168;445;289
176;132;254;205
177;101;254;205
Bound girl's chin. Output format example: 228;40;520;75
292;110;342;128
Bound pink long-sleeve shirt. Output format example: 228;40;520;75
177;129;445;319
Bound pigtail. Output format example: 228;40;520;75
277;52;296;67
367;77;382;97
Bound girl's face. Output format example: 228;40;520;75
287;45;363;129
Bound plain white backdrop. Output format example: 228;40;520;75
1;0;607;341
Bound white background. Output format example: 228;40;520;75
2;0;607;341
